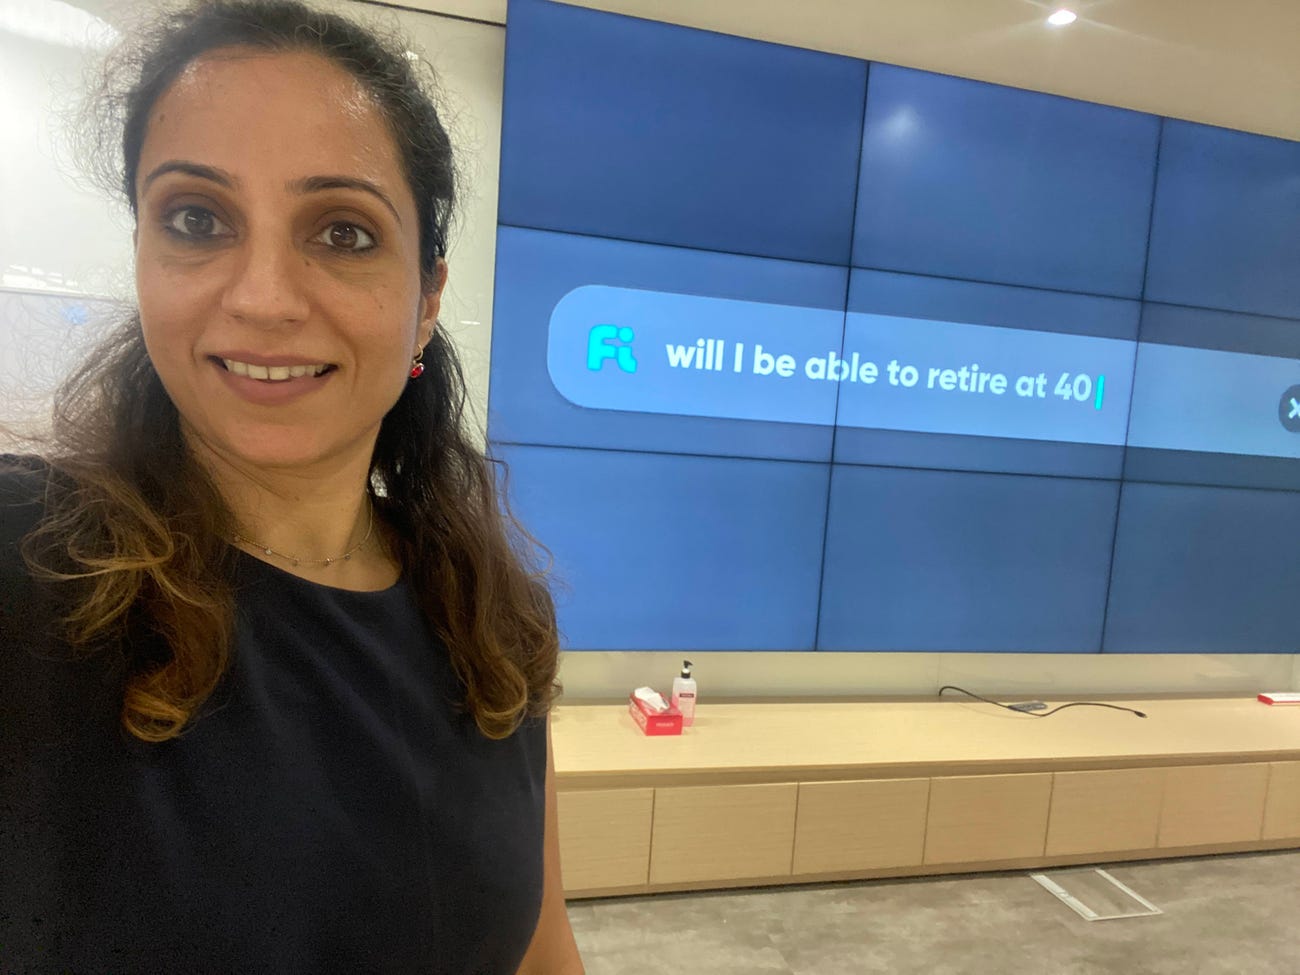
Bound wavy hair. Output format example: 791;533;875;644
20;0;559;742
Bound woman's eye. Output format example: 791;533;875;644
163;206;231;240
314;222;376;252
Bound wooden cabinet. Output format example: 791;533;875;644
1263;761;1300;841
552;701;1300;899
924;773;1052;864
792;778;929;875
556;787;654;893
1158;763;1268;847
1046;768;1164;856
649;783;798;884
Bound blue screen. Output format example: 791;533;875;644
500;444;828;650
489;226;846;463
832;268;1139;480
1145;120;1300;320
852;63;1160;298
493;0;1300;653
499;0;866;264
1105;482;1300;652
818;466;1118;652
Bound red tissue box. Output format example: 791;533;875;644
628;692;684;736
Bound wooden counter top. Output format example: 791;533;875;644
552;696;1300;787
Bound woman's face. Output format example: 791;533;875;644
134;48;443;475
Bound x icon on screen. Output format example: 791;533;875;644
1279;386;1300;433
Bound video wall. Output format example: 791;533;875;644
488;0;1300;653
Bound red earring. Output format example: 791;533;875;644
409;347;425;379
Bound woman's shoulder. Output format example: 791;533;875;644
0;454;60;644
0;453;52;480
0;454;55;550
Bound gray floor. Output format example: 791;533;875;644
568;850;1300;974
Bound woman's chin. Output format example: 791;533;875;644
186;426;372;477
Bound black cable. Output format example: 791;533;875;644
937;685;1147;719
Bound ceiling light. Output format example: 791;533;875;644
1047;9;1078;27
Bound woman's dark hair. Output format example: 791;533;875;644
23;0;560;742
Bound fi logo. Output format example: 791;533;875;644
586;324;637;373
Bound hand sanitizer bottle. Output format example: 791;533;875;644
671;660;697;727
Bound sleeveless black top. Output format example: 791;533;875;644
0;458;546;974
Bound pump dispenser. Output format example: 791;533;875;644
671;659;697;727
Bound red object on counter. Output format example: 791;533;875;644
628;692;684;735
1258;692;1300;705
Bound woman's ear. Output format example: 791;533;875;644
416;258;449;349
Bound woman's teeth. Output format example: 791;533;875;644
221;358;330;381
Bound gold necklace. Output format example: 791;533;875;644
232;506;375;568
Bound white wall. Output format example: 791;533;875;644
0;25;132;297
357;3;505;447
0;12;129;436
5;1;1293;700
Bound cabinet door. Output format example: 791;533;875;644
1263;761;1300;841
924;773;1052;864
1158;763;1268;848
1046;768;1164;856
649;783;798;885
557;788;654;892
793;778;929;875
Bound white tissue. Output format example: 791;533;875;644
633;686;669;712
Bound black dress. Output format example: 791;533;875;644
0;458;546;974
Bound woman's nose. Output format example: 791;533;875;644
219;227;312;327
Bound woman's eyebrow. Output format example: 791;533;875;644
140;162;402;227
290;175;402;226
141;159;233;192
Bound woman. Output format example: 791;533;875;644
0;1;583;971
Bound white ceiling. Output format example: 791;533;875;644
388;0;1300;141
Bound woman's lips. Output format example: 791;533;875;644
210;356;335;405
